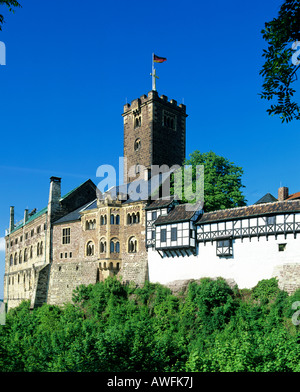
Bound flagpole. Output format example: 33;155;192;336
152;52;154;91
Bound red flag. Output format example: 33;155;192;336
153;54;167;63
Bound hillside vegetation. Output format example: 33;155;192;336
0;277;300;372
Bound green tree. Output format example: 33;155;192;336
0;0;21;31
174;150;246;212
260;0;300;122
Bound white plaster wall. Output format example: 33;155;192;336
148;233;300;289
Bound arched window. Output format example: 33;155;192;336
40;242;43;256
85;221;89;230
100;239;106;253
100;215;104;225
136;212;140;223
128;237;137;253
109;262;113;270
24;248;28;262
110;238;120;254
92;219;96;229
127;213;132;225
10;255;13;266
115;215;120;225
19;251;22;264
14;253;17;265
110;240;115;253
132;213;136;224
110;214;115;225
86;241;94;256
30;246;33;259
37;243;40;256
134;138;141;151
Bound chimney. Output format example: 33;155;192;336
48;177;62;219
278;186;289;201
9;206;14;233
24;209;28;224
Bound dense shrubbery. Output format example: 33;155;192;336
1;277;300;372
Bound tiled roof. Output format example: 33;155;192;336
287;192;300;200
197;200;300;224
145;197;174;210
155;204;197;225
254;193;277;205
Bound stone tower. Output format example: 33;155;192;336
122;90;187;184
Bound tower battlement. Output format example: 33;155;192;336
123;90;187;115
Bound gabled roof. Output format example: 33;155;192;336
196;199;300;225
155;203;199;225
254;193;277;205
53;199;98;225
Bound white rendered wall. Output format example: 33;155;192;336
148;233;300;289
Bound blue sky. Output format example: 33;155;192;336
0;0;299;298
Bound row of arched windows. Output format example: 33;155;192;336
86;236;138;256
9;242;43;266
100;214;120;225
7;271;31;288
127;212;140;225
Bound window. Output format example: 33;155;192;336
110;238;120;253
134;138;141;151
100;239;107;253
62;228;71;244
152;211;157;221
40;242;43;256
60;253;63;259
37;243;40;256
134;116;141;128
37;226;41;234
25;233;28;240
110;214;115;225
171;227;177;242
70;252;72;258
86;241;94;256
151;230;156;240
163;111;176;130
216;239;233;257
31;229;34;237
30;246;33;258
278;243;286;252
161;229;167;242
24;249;28;262
115;215;120;225
100;215;107;225
19;251;22;264
266;216;276;225
14;253;17;265
10;255;13;266
128;237;137;253
20;235;23;242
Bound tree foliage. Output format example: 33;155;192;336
260;0;300;122
174;150;246;212
0;276;300;372
0;0;21;31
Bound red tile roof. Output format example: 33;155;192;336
287;192;300;200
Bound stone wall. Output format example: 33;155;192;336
273;263;300;294
47;260;99;306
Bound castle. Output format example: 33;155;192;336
4;89;300;309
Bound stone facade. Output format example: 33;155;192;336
123;90;187;183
